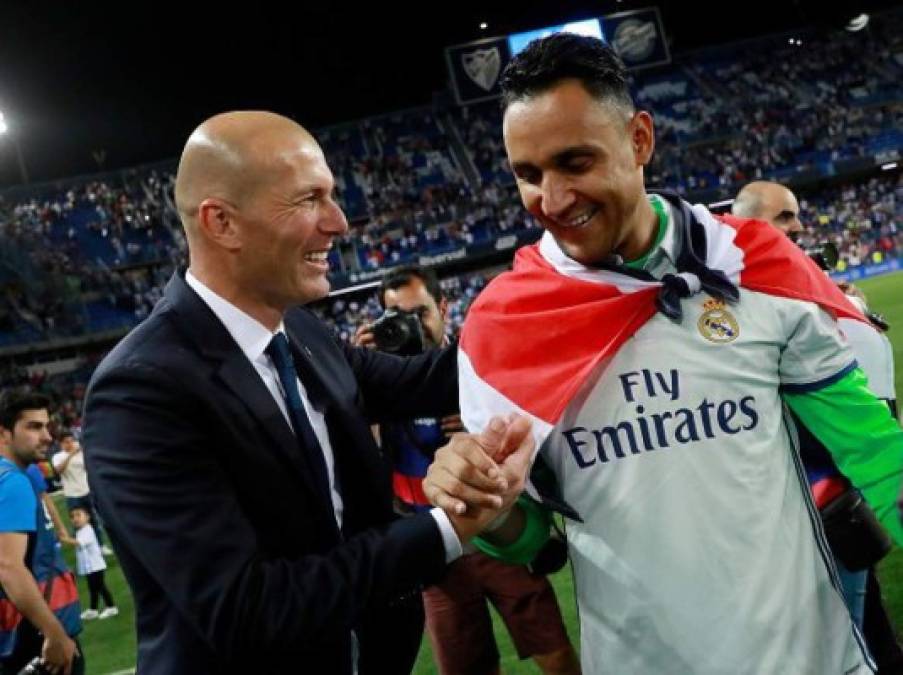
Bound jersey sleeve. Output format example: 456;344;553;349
784;367;903;545
778;299;857;392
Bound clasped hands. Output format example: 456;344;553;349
422;414;534;543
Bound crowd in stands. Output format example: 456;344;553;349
796;173;902;270
0;171;184;346
346;183;538;270
0;11;898;358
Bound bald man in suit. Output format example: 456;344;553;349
83;112;533;675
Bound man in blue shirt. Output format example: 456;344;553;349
0;391;81;675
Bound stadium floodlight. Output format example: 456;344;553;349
0;111;30;184
479;22;488;30
846;14;869;31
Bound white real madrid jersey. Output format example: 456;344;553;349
539;197;871;674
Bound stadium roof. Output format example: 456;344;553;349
0;0;898;185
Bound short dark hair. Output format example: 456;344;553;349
70;506;90;519
58;429;76;443
379;265;443;308
0;391;51;432
500;32;634;113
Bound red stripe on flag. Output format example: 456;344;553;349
461;243;657;424
719;215;865;323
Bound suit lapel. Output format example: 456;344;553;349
284;329;390;516
164;272;331;514
215;353;323;489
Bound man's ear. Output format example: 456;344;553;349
630;111;655;167
196;198;244;252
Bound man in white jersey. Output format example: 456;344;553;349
422;34;903;674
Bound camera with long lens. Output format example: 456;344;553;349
371;308;426;356
802;241;839;272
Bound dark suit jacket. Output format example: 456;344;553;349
82;272;457;674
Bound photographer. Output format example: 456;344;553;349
734;180;903;672
356;264;579;675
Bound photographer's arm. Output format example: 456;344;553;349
51;449;77;475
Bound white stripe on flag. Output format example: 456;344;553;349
691;202;745;284
458;347;555;453
538;231;661;293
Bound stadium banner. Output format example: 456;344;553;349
830;256;902;283
329;229;542;291
445;7;670;105
600;7;671;71
446;36;512;106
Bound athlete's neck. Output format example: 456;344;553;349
619;198;659;264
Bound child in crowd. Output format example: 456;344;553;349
70;506;118;620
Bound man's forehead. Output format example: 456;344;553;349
387;280;434;305
272;143;334;188
504;90;621;160
17;409;49;424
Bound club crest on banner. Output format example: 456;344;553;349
611;19;658;63
462;47;501;91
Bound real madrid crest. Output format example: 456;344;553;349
697;297;739;343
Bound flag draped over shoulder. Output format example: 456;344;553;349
459;196;864;448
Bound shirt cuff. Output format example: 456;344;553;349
429;507;463;563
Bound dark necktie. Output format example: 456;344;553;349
265;333;332;506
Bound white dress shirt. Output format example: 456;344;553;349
185;271;461;561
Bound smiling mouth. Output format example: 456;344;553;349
556;206;599;229
303;250;329;265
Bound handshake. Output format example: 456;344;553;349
422;414;535;544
